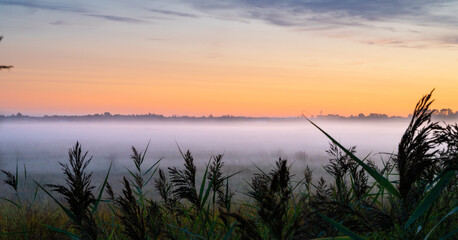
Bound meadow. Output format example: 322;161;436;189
0;91;456;240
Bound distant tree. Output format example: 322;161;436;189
438;108;453;116
0;36;13;70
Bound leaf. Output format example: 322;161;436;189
405;170;456;229
34;180;78;222
0;231;31;236
425;207;458;240
222;221;236;240
198;159;211;207
26;185;39;212
304;116;401;199
92;163;112;214
23;163;27;185
144;156;162;176
15;158;19;191
144;157;162;186
311;237;352;240
312;237;352;240
439;229;458;240
167;224;205;239
141;140;150;165
43;224;80;240
316;211;363;240
0;197;21;209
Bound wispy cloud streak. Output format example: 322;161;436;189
180;0;458;47
148;8;198;18
0;0;87;13
185;0;458;27
0;0;146;24
49;20;71;25
85;14;146;23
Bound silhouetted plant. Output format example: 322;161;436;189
1;161;39;240
324;143;358;205
146;200;164;240
395;90;442;222
165;149;238;239
116;177;147;240
105;182;115;201
436;123;458;171
115;144;163;240
45;142;98;240
313;177;331;202
0;36;13;70
224;212;263;240
2;170;18;192
208;155;224;207
305;90;457;239
239;158;303;239
154;169;177;214
168;150;200;211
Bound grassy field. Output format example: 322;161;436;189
1;91;456;240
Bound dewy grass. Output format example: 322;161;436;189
0;91;457;240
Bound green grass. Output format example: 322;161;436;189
1;91;457;240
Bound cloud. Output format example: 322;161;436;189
148;8;198;18
186;0;458;25
50;20;71;25
362;39;404;45
182;0;405;32
85;14;146;23
0;0;87;13
361;37;458;49
440;36;458;44
0;1;145;24
182;0;458;47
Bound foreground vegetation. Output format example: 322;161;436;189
1;91;457;240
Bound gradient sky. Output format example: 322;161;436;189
0;0;457;117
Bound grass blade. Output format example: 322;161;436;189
405;170;456;229
34;180;78;222
23;163;27;185
424;206;458;240
201;161;216;212
15;158;18;191
168;224;205;239
312;237;352;240
439;229;458;240
43;224;80;240
144;156;162;176
304;116;401;199
92;162;112;214
316;211;363;240
0;231;31;236
198;159;211;206
0;197;21;208
222;221;236;240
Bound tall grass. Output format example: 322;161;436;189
0;91;456;239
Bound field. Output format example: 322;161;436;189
0;92;456;240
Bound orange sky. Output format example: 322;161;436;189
1;1;457;117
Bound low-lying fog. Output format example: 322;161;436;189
0;119;408;171
0;119;413;195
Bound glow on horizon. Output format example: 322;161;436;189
1;0;457;117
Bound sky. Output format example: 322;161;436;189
0;0;457;117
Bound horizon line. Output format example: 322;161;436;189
2;108;457;120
